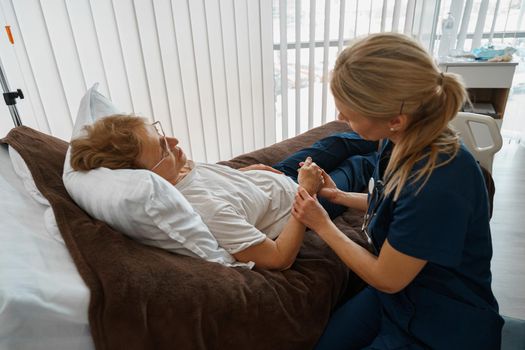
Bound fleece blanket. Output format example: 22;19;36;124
2;121;377;350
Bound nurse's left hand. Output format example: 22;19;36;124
292;187;331;232
238;163;283;174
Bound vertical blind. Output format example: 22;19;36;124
1;0;524;155
0;0;275;163
272;0;441;141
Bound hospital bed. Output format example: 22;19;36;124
0;114;505;349
450;112;503;174
1;120;373;349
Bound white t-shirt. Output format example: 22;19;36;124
175;163;298;254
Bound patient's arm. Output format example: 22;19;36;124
233;217;306;271
234;158;323;270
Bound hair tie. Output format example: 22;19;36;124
438;72;445;86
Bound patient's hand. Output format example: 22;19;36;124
238;163;283;174
298;157;323;195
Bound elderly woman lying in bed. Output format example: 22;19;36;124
70;115;377;270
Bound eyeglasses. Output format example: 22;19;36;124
151;121;170;171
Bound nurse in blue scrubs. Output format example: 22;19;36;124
292;33;504;349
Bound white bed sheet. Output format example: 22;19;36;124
0;144;93;350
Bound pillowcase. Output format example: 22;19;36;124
63;83;251;268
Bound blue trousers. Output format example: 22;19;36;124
315;287;382;350
273;132;377;219
315;287;425;350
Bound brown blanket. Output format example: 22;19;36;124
2;121;373;350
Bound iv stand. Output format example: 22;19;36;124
0;55;23;127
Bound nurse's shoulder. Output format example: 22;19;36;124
415;143;487;203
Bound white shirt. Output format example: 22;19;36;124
175;163;298;254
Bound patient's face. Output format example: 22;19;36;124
334;99;390;141
137;125;187;184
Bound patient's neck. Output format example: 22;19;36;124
172;161;193;185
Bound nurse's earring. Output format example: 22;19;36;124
390;127;397;132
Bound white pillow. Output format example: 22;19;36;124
63;83;251;268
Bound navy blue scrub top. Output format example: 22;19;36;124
366;140;504;349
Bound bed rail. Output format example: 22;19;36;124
450;112;503;174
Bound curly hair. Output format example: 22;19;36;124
70;114;147;171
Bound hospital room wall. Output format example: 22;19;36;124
4;0;524;157
0;0;276;163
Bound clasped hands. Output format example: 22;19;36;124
294;157;336;231
238;158;332;196
238;158;337;231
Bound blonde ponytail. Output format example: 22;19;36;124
331;33;468;200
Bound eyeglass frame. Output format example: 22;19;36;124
150;121;171;171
